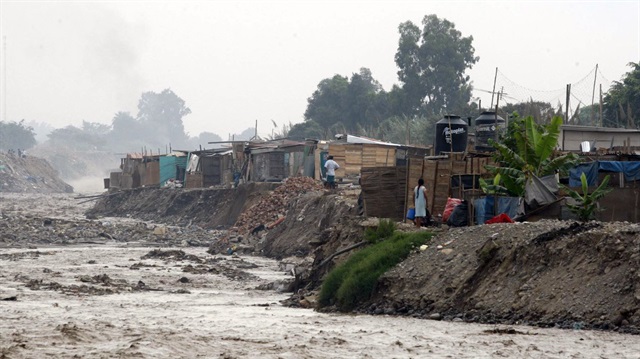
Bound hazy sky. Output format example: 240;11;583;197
1;1;639;139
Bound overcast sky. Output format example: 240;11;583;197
1;1;639;139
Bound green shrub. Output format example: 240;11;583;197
364;218;397;243
562;173;612;221
318;231;431;311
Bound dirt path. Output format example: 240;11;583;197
1;193;639;358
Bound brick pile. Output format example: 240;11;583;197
234;177;324;234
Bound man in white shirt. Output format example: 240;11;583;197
324;155;340;189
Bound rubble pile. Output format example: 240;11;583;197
234;177;324;234
0;153;73;193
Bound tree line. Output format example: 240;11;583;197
2;14;639;153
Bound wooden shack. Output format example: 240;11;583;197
324;135;430;181
248;140;315;182
185;149;234;188
405;153;494;219
328;143;397;178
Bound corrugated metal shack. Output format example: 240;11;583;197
247;139;316;182
108;153;161;189
185;148;235;188
159;151;188;187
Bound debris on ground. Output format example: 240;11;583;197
0;153;73;193
234;177;324;235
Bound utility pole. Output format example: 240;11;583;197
599;84;603;127
490;67;498;108
255;119;258;140
3;36;6;122
590;64;598;125
565;84;571;124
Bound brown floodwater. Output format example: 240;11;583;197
1;193;639;358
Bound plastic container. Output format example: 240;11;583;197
406;208;416;220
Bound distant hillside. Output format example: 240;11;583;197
0;152;73;193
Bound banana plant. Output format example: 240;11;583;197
484;115;579;197
562;173;611;221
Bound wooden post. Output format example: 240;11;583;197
490;67;498;108
493;92;501;217
403;157;410;223
590;64;598;125
599;84;603;127
565;84;571;124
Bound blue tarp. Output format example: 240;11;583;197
474;196;521;224
160;155;188;186
569;161;640;187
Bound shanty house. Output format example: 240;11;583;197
185;148;235;188
159;151;188;187
247;140;315;182
325;135;431;180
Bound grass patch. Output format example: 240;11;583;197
318;231;431;311
364;219;397;243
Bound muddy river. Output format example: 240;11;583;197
1;193;639;358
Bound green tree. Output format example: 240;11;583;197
304;68;389;135
0;120;37;150
304;74;349;130
603;62;640;128
483;115;579;196
501;101;563;125
47;125;106;151
137;89;192;147
288;120;325;140
375;114;431;146
189;131;222;149
109;111;141;151
573;104;600;126
395;15;479;118
82;120;111;136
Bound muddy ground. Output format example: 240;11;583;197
85;182;640;337
3;193;640;358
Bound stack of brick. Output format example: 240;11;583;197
234;177;324;234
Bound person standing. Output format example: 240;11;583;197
414;178;428;227
324;155;340;189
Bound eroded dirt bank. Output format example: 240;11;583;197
84;181;640;336
362;221;640;334
86;182;280;229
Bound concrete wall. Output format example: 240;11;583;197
560;127;640;151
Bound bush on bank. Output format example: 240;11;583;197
318;230;432;311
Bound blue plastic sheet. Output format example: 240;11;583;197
569;161;640;187
474;196;520;224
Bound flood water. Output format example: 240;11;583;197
1;193;639;358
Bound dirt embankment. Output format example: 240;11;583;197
86;182;280;229
0;153;73;193
361;220;640;334
84;180;640;334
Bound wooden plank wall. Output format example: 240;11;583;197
328;143;397;179
185;172;203;188
144;161;160;186
405;154;494;219
361;166;407;219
